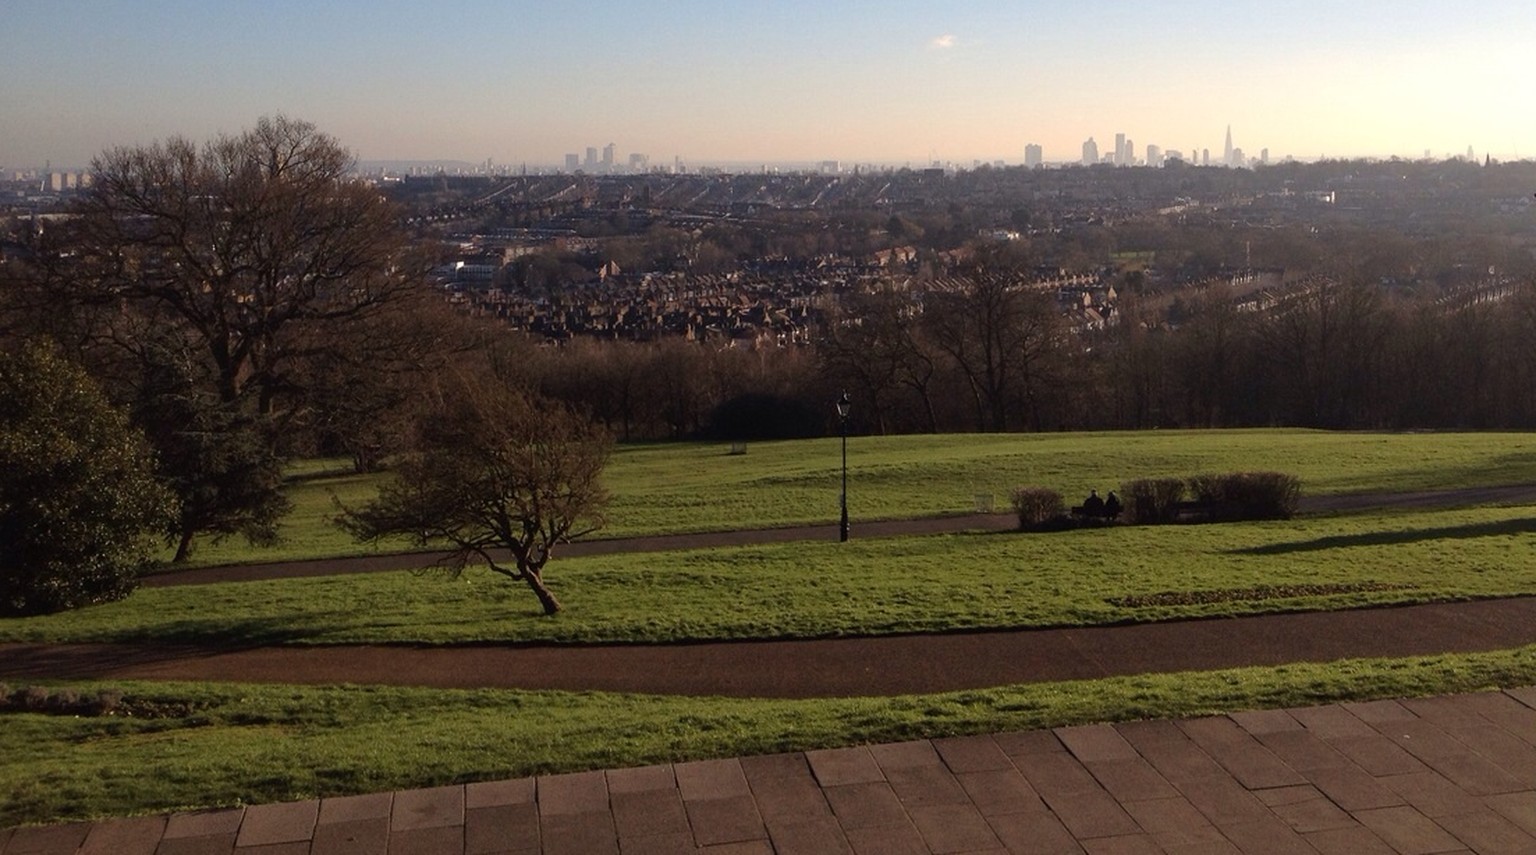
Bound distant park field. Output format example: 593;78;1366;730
183;429;1536;567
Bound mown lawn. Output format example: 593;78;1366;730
13;504;1536;646
5;647;1536;827
175;429;1536;567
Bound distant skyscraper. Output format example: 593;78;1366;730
1082;137;1099;166
628;152;648;172
602;143;616;167
1125;139;1134;166
1202;148;1210;166
1024;143;1043;167
564;153;580;172
1146;144;1162;168
585;147;598;168
1224;125;1234;167
1114;133;1126;166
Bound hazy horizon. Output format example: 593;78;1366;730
3;0;1533;170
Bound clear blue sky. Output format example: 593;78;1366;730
3;0;1532;168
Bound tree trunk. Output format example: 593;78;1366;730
172;528;195;563
523;570;562;615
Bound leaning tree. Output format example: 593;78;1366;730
339;374;611;615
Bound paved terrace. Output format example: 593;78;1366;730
11;688;1536;853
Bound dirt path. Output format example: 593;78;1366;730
4;597;1536;698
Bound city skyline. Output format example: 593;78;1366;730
2;0;1533;170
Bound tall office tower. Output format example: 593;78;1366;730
1082;137;1099;166
1114;133;1126;165
1125;139;1134;166
1224;125;1234;166
585;147;598;168
628;153;648;172
1024;143;1043;167
1260;148;1269;165
1202;148;1210;166
564;153;580;171
602;143;616;167
1146;144;1162;168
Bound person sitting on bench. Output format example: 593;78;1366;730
1082;490;1105;516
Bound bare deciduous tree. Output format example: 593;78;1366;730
62;115;427;417
339;375;611;616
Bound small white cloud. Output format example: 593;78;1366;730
931;34;956;49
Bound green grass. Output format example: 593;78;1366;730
13;504;1536;646
6;646;1536;827
174;429;1536;568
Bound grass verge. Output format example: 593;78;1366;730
5;646;1536;827
12;504;1536;646
172;429;1536;567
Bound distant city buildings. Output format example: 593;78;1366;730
1055;125;1262;170
564;143;651;174
1024;143;1043;167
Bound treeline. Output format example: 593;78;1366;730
514;276;1536;438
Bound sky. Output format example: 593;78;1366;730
3;0;1534;169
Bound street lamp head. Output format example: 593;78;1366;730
836;392;851;420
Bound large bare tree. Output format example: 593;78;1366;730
923;272;1063;432
61;115;426;417
32;117;432;558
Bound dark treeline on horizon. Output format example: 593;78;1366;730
506;274;1536;442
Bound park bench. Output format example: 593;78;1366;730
1070;504;1120;522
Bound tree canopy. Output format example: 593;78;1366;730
21;116;434;558
0;342;174;615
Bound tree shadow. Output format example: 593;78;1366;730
1229;517;1536;556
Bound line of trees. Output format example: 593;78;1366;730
510;273;1536;439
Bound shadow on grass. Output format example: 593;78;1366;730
1229;517;1536;556
0;617;335;681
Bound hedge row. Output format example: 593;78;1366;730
1010;472;1300;530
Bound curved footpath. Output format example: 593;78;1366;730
5;597;1536;698
9;487;1536;853
3;482;1536;698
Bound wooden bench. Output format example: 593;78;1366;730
1070;504;1121;522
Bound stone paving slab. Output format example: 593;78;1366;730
20;689;1536;852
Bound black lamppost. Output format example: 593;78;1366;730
837;391;851;542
